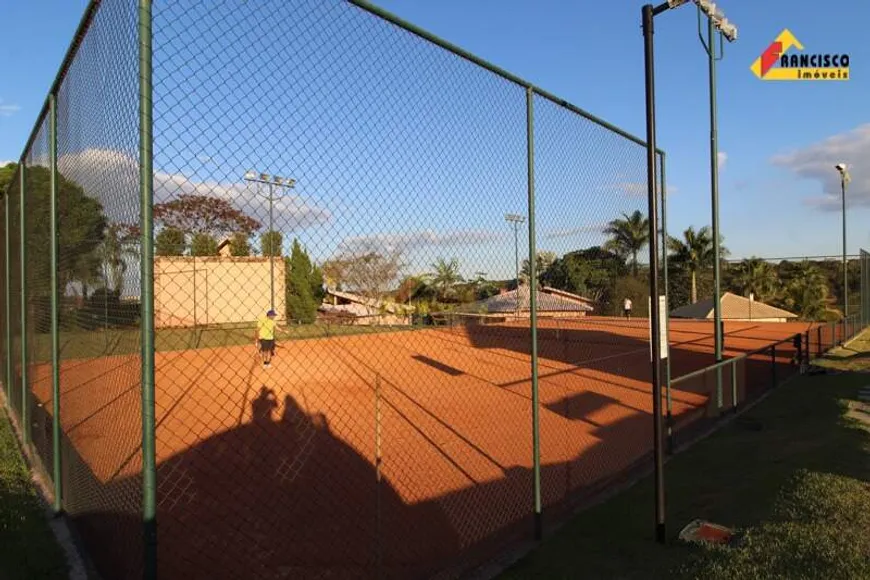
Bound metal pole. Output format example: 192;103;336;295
701;13;724;412
4;191;11;403
269;182;275;312
139;1;157;577
20;162;29;446
49;94;63;514
526;86;542;541
642;2;666;545
842;176;847;319
661;152;673;453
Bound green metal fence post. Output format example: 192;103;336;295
49;93;63;514
140;0;157;577
526;87;542;542
661;151;673;454
19;162;29;446
771;345;777;388
4;191;11;403
730;358;738;412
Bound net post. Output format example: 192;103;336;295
526;86;542;542
139;1;157;577
4;190;11;403
49;92;63;514
19;161;29;446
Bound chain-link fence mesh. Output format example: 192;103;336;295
3;1;866;579
6;168;23;421
24;118;54;476
861;249;870;327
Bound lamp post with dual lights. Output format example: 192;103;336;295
505;213;526;314
696;0;738;413
641;0;737;544
835;163;851;319
243;170;297;312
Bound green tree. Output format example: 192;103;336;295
603;210;649;277
190;233;218;256
261;230;283;257
779;261;828;320
285;239;321;323
727;256;779;303
521;251;557;285
100;223;138;294
229;232;251;256
668;226;728;304
156;227;186;256
542;246;628;307
0;161;17;193
153;194;260;238
18;166;107;298
430;257;464;302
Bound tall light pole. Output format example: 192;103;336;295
642;0;736;544
505;213;526;314
696;1;738;413
835;163;851;318
243;170;296;312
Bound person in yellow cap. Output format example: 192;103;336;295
255;309;279;368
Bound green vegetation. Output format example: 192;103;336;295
228;232;252;256
668;225;728;305
501;330;870;579
261;230;283;257
603;210;649;277
0;409;68;580
190;232;219;256
285;239;324;323
155;226;186;256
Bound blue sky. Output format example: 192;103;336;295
2;0;870;282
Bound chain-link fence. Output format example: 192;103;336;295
861;249;870;327
2;1;866;579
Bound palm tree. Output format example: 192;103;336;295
100;223;140;295
728;257;779;303
668;226;728;304
781;261;828;320
430;257;464;302
603;210;649;277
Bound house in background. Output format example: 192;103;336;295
461;284;594;318
320;288;412;326
670;292;797;323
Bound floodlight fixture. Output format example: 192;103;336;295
504;213;526;223
835;163;847;174
244;170;257;181
259;173;270;182
695;0;737;41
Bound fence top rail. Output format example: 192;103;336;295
19;0;102;160
671;331;803;386
347;0;664;155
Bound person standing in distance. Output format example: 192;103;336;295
623;297;633;319
255;309;279;368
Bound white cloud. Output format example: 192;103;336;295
339;229;504;255
0;160;15;167
56;148;331;228
607;181;679;196
544;222;608;240
718;151;727;170
0;99;20;117
770;123;870;211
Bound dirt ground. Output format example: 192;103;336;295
25;317;816;579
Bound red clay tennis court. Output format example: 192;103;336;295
27;316;816;579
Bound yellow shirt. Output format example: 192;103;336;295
257;316;276;340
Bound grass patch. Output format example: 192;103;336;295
0;408;68;579
501;329;870;579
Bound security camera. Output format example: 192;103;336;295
835;163;847;172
